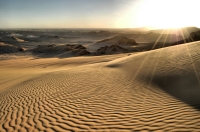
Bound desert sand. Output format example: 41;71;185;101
1;39;200;131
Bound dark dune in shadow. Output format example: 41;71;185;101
31;44;91;58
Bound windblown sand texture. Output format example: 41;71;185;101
1;41;200;131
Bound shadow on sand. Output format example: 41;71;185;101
151;73;200;110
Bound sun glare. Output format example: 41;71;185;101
133;0;200;29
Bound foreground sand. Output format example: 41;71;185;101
0;42;200;131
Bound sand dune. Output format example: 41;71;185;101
0;42;25;53
32;44;90;56
95;45;128;55
0;36;25;42
1;41;200;131
86;35;138;52
33;44;72;53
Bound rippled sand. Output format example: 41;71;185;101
1;41;200;131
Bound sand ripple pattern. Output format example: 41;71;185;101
1;42;200;131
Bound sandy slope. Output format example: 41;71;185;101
1;41;200;131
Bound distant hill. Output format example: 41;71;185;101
173;29;200;45
120;27;150;33
150;27;200;38
106;32;183;44
85;30;116;37
190;30;200;41
96;35;137;46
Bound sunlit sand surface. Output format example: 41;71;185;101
1;40;200;131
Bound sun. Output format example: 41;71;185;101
133;0;200;29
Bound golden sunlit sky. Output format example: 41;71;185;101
0;0;200;29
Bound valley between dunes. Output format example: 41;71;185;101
1;41;200;131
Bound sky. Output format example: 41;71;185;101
0;0;200;29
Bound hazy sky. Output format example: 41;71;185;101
1;0;200;28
